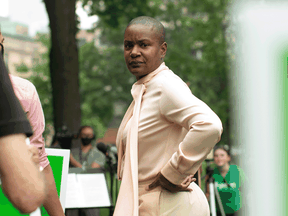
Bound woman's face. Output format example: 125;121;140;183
124;24;167;80
214;149;231;167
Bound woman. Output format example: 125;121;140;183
114;16;223;216
211;146;245;216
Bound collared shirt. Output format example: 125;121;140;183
121;63;223;184
10;74;49;169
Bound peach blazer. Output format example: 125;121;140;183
10;74;49;169
114;63;223;216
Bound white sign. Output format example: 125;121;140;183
65;173;111;208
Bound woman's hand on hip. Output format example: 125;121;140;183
146;172;196;193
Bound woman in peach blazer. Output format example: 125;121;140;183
114;16;223;216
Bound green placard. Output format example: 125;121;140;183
41;155;63;216
0;189;30;216
0;155;64;216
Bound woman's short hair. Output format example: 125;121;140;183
126;16;166;45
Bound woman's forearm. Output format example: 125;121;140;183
70;154;82;168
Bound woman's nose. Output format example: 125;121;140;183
130;45;140;58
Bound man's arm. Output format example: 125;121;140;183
0;50;46;213
0;134;46;213
42;165;64;215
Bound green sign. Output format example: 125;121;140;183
41;155;64;216
0;152;66;216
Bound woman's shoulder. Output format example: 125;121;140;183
154;68;185;83
151;69;191;94
229;164;246;182
71;147;80;154
229;164;243;174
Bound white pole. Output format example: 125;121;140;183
209;182;217;216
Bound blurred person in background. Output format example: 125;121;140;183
0;35;46;213
206;145;245;216
114;16;223;216
70;126;106;170
0;30;65;216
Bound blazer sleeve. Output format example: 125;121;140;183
159;75;223;185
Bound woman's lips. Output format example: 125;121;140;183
129;61;144;67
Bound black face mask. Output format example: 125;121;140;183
81;138;93;146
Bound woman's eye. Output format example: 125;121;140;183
125;44;132;48
141;43;148;47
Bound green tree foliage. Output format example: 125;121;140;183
16;34;108;138
79;42;133;136
161;0;231;144
81;0;157;29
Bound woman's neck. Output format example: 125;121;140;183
218;163;230;177
81;144;92;153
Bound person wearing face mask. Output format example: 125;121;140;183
70;126;106;170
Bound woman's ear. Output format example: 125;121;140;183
160;42;167;59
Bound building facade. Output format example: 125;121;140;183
0;16;44;78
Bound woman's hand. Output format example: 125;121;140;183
146;172;196;193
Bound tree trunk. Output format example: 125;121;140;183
43;0;81;135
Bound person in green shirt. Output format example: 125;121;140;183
212;145;245;216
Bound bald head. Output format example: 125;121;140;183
126;16;165;45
